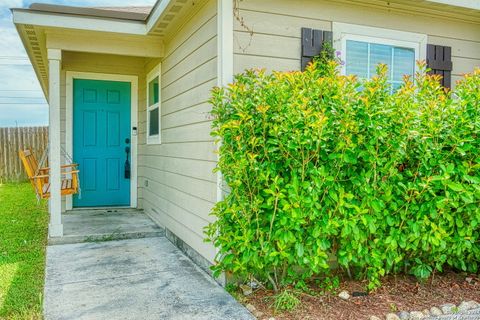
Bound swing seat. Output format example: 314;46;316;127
19;148;80;200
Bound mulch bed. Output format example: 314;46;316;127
243;272;480;319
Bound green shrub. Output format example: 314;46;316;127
206;60;480;291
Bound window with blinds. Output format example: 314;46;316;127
346;40;415;92
332;23;427;92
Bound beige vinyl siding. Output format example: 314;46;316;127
59;51;146;211
138;0;218;263
234;0;480;87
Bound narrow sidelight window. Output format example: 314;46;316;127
147;65;161;144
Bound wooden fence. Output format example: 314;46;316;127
0;127;48;183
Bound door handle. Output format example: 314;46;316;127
124;145;131;179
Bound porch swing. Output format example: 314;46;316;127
19;147;80;200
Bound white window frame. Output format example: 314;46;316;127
146;64;161;145
332;22;428;77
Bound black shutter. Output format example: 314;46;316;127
301;28;333;71
426;44;453;89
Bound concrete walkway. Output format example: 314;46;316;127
44;237;254;320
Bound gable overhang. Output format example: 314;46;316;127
11;5;167;98
12;22;164;98
11;0;213;97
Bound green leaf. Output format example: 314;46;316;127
296;243;304;257
447;182;464;192
371;200;384;213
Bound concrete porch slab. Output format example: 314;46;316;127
44;237;254;320
49;209;165;245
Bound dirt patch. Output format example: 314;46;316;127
243;272;480;320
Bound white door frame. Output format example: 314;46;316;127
65;71;138;210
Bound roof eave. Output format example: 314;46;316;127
426;0;480;11
11;8;147;35
145;0;173;32
12;0;188;38
27;3;150;21
13;23;49;99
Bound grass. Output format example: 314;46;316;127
0;183;48;319
272;290;301;313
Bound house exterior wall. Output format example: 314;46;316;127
233;0;480;86
50;0;479;273
138;0;219;264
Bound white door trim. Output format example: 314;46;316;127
65;71;138;210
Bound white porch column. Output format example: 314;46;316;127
47;48;63;237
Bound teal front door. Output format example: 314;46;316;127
73;79;131;207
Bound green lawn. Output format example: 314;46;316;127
0;183;48;320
